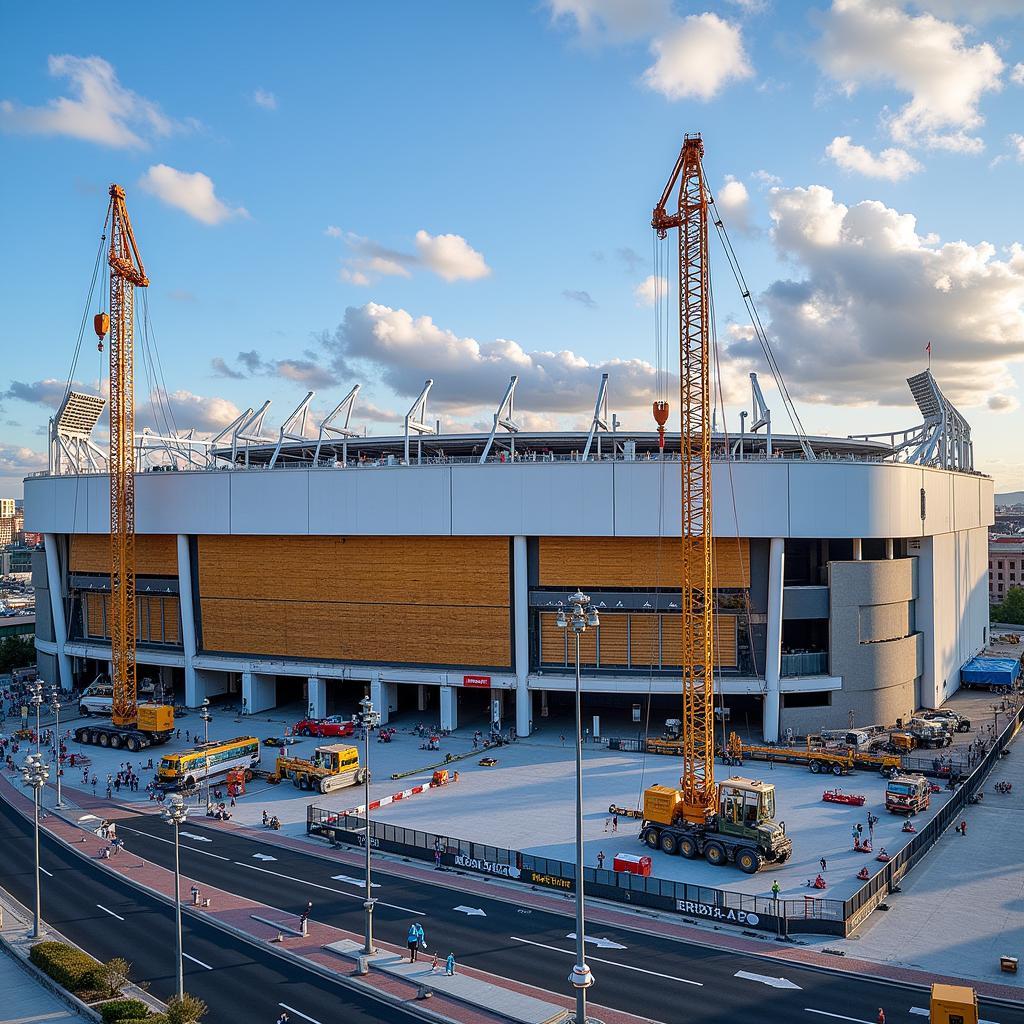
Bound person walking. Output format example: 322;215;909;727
277;1012;290;1024
407;921;426;962
819;857;827;872
446;952;456;976
612;815;618;833
876;1009;885;1024
597;851;605;869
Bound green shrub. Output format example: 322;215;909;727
166;993;207;1023
99;998;152;1022
29;941;102;994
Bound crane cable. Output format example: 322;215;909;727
64;206;111;403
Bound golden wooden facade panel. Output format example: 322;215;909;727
538;537;750;590
71;534;178;576
84;593;180;645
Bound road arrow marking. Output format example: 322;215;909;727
179;832;212;842
736;970;801;990
511;937;701;986
331;874;380;888
566;933;627;950
454;906;486;916
252;853;277;861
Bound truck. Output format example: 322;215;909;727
907;718;953;749
929;983;978;1024
726;732;900;777
273;743;367;794
72;702;175;752
640;776;793;874
885;773;931;815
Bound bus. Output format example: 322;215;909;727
157;736;261;790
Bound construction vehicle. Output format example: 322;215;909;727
885;773;931;815
727;733;901;777
920;709;972;733
273;743;367;794
640;777;792;873
638;135;791;872
907;718;953;748
74;185;175;750
929;983;978;1023
73;703;173;752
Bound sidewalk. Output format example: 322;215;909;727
0;938;86;1023
36;773;1024;1005
0;772;656;1024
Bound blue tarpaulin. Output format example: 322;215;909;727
960;656;1021;686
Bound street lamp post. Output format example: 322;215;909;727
200;699;212;810
556;589;598;1024
29;683;44;755
162;794;188;999
50;695;63;809
357;695;380;955
21;752;50;938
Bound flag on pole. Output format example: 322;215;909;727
926;340;932;369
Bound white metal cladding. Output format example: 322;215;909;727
24;458;993;539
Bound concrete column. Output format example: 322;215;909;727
885;538;894;560
307;677;327;719
417;684;427;712
43;534;73;691
852;538;863;561
370;674;389;725
513;535;532;737
242;671;276;714
763;537;785;743
439;684;457;732
176;535;202;707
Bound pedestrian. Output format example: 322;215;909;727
560;734;566;747
230;794;236;807
597;851;605;869
407;921;426;962
612;815;618;833
604;817;610;833
877;1009;885;1024
186;730;190;743
446;952;456;976
584;727;590;744
819;857;827;872
959;820;967;836
277;1013;290;1024
262;810;269;826
434;847;442;870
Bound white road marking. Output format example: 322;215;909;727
178;832;212;843
566;933;626;950
911;1009;998;1024
39;867;53;877
331;874;379;888
116;825;231;861
804;1010;874;1024
96;904;125;921
735;970;802;990
183;952;212;970
234;862;424;915
252;853;277;861
279;1003;322;1024
510;937;702;986
454;906;487;916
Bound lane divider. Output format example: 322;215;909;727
96;903;125;921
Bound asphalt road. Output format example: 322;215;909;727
97;806;1024;1024
0;797;423;1024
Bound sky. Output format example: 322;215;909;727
2;0;1024;498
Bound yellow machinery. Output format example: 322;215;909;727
274;743;367;794
727;733;901;776
930;983;978;1024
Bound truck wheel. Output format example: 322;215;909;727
110;734;122;749
126;736;139;752
809;761;821;774
244;769;254;782
80;707;91;717
831;763;843;776
299;776;312;791
185;776;196;789
74;728;87;743
660;833;678;855
99;733;110;747
736;848;763;874
679;837;698;859
704;842;726;866
355;768;368;786
644;829;660;850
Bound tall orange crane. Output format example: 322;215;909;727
651;134;715;820
97;184;148;728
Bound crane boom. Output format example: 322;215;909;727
652;134;715;820
107;184;148;728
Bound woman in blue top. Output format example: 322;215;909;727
407;922;426;962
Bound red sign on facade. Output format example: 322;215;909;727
463;674;491;688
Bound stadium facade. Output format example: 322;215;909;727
25;371;992;741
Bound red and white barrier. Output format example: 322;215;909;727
341;781;432;817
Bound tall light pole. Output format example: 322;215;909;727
50;694;63;809
29;682;44;755
358;694;380;955
21;752;50;938
556;589;598;1024
162;794;188;999
200;698;212;809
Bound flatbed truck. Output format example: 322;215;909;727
72;703;175;752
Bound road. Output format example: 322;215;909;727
86;804;1023;1024
0;798;423;1024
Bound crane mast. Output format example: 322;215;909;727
106;184;148;728
652;134;715;820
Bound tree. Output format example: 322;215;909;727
166;993;208;1024
95;956;135;999
0;635;35;674
993;586;1024;627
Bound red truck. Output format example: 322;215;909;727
292;715;355;738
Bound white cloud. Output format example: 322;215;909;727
0;443;47;475
753;169;781;187
324;225;343;238
643;13;753;101
413;230;491;282
633;275;667;307
0;55;189;149
1012;64;1024;86
5;378;77;408
324;303;667;415
988;394;1019;412
546;0;671;43
825;135;923;180
717;175;756;233
157;390;243;432
562;289;598;309
814;0;1004;151
252;88;277;110
211;350;337;388
724;183;1024;410
139;165;248;225
907;1;1024;20
1010;134;1024;161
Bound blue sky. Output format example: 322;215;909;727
2;0;1023;496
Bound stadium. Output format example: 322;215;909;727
25;367;992;742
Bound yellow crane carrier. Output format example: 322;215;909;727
726;733;901;777
273;743;367;794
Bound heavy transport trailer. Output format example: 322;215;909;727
726;733;901;777
72;704;175;752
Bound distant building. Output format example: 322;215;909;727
0;498;15;518
989;537;1024;603
0;508;25;547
